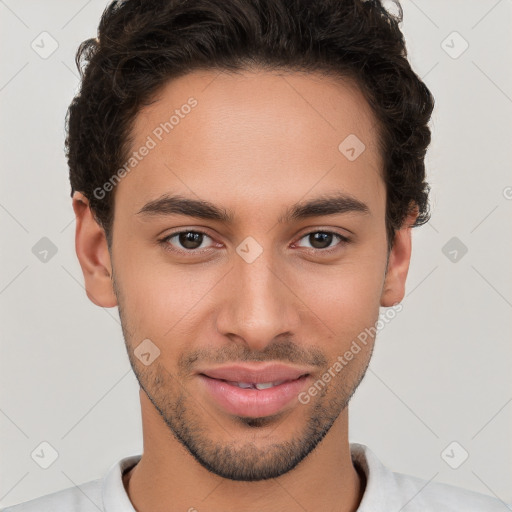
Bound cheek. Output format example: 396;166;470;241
295;255;385;334
116;246;220;339
115;227;387;347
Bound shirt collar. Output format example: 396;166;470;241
101;443;387;511
102;454;141;512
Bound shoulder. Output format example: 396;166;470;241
1;478;103;512
350;443;510;512
391;470;507;511
1;454;141;512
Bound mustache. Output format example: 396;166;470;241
178;339;327;373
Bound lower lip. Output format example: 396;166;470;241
199;374;310;418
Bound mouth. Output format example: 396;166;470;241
198;373;311;418
204;375;308;390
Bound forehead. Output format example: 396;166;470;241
115;68;384;219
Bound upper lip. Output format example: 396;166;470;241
199;363;312;384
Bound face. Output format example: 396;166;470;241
74;68;414;481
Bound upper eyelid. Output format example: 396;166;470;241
161;228;350;249
292;231;349;250
162;229;216;243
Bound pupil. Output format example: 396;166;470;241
310;232;332;249
177;232;333;250
180;232;202;249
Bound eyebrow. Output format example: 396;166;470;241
135;192;370;223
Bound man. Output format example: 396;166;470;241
3;0;508;510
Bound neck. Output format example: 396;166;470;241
123;389;364;512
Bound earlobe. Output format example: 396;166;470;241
72;191;118;308
380;211;418;308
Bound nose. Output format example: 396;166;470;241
215;250;302;352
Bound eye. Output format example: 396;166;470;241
294;231;350;253
160;230;216;253
159;229;351;256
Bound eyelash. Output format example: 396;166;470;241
158;229;351;256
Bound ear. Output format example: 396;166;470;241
72;191;118;308
380;208;419;307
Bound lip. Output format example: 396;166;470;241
198;362;312;384
199;375;311;418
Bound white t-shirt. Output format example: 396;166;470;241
2;443;508;511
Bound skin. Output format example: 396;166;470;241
72;68;418;512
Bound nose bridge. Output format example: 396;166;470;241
217;247;300;350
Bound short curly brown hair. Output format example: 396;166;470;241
65;0;434;252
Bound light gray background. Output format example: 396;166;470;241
1;0;511;508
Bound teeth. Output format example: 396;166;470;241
228;381;254;389
226;380;287;389
255;382;276;390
